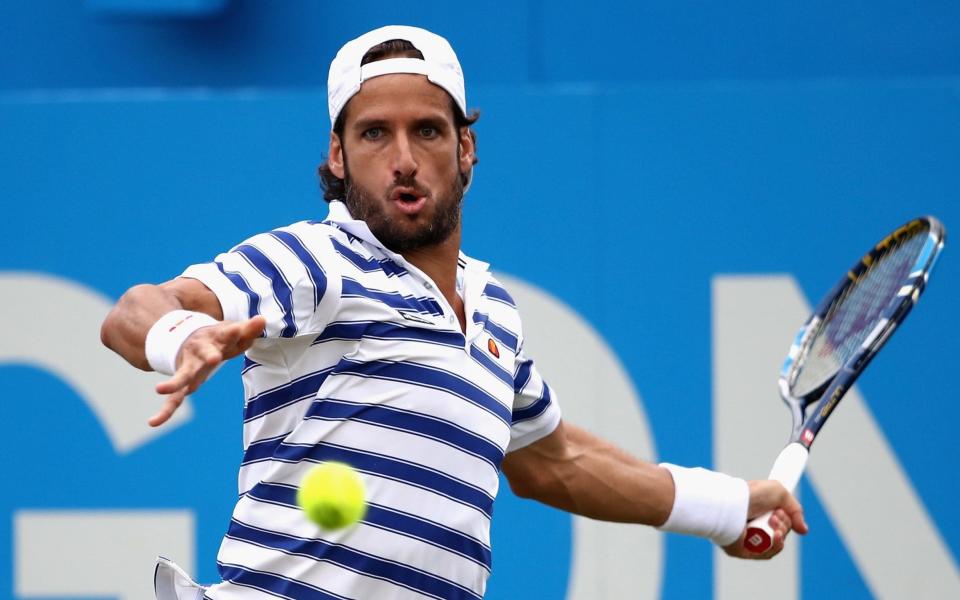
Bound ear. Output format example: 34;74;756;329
328;131;345;179
458;126;476;175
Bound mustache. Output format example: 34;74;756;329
387;175;429;198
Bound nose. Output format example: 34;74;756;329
391;132;418;179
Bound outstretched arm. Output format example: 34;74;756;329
101;278;264;426
501;420;807;559
502;419;674;524
101;279;223;370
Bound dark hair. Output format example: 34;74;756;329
318;39;480;202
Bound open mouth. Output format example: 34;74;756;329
390;188;428;214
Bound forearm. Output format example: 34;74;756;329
503;420;800;554
102;276;226;371
502;422;675;526
100;284;185;370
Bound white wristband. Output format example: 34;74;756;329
658;463;749;546
145;310;219;376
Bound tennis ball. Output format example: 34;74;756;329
297;462;367;530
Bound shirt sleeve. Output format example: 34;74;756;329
507;338;562;452
181;222;342;338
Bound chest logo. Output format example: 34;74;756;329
398;310;434;325
487;337;500;358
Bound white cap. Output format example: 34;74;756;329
327;25;467;128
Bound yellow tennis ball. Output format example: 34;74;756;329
297;462;367;530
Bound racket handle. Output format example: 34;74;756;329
743;442;809;553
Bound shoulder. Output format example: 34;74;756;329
238;220;356;263
225;220;342;252
219;220;350;286
481;275;518;310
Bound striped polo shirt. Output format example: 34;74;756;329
181;201;561;599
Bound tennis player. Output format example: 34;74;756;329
102;25;807;600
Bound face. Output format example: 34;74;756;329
328;74;476;253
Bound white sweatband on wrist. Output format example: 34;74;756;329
145;310;219;376
658;463;749;546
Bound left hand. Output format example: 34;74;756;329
722;479;809;560
150;315;265;427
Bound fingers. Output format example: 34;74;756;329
729;480;810;560
767;529;786;558
149;363;213;427
155;369;191;396
148;388;187;427
155;343;222;392
148;316;265;426
771;509;793;543
760;487;806;550
150;329;232;426
750;480;809;536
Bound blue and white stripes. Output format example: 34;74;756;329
182;202;561;599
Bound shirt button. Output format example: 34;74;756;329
425;283;433;289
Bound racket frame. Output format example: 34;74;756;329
781;216;944;450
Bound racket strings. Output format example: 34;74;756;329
791;227;929;398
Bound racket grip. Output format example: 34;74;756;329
743;442;809;553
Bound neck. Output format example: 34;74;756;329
401;227;462;303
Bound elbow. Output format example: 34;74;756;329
100;302;122;352
100;283;159;367
99;285;141;351
503;458;556;501
506;473;538;499
99;313;113;349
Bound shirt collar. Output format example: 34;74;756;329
325;200;490;273
326;200;381;246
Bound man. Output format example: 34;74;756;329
101;25;806;600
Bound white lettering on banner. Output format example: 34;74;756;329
1;274;197;598
497;275;663;600
15;510;194;600
0;273;192;453
713;275;960;599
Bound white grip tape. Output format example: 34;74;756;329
768;442;810;493
145;310;219;376
658;464;750;547
744;442;809;553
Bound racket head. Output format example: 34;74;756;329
778;216;945;447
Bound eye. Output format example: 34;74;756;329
362;127;382;140
419;126;439;138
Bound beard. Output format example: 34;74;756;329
343;168;464;253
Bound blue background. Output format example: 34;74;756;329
2;1;959;598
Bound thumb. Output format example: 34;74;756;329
787;502;809;535
778;488;808;535
216;315;266;359
238;315;267;341
233;315;267;346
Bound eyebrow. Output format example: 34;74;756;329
351;118;387;131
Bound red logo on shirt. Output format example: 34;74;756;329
487;338;500;358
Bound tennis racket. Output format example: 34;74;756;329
743;216;945;554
